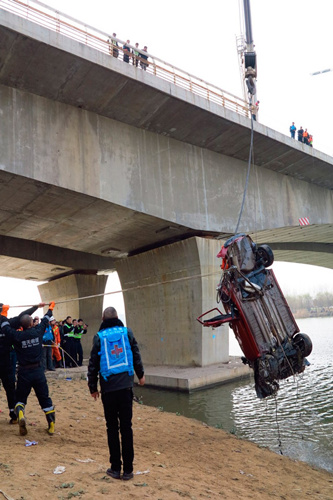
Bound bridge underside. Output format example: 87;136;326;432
0;8;332;368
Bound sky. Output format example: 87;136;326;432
1;0;332;316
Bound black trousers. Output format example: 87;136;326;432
16;365;53;411
102;388;134;473
0;354;16;413
74;339;83;366
62;337;76;367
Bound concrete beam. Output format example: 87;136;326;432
0;234;115;280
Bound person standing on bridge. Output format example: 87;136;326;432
109;33;119;58
298;126;304;142
290;122;296;139
0;302;56;436
88;306;145;480
123;40;131;63
132;43;140;67
303;128;309;145
139;46;149;70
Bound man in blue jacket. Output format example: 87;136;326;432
43;320;55;371
290;122;296;139
88;307;145;480
0;302;56;435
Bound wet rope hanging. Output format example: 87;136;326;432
8;269;222;309
273;394;284;455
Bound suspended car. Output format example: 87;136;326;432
197;234;312;398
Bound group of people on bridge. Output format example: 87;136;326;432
108;33;149;70
290;122;313;146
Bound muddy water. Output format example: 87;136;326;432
135;317;333;473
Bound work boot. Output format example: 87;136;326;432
9;409;18;424
15;403;27;436
45;409;56;435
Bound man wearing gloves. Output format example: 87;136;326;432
88;307;145;480
0;302;46;424
0;302;56;436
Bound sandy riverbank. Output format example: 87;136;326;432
0;378;332;500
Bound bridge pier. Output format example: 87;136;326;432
38;273;107;355
116;237;229;367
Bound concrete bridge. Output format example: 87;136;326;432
1;1;332;369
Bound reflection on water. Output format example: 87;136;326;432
135;317;333;473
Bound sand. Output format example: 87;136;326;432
0;378;332;500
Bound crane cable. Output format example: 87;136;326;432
234;96;255;235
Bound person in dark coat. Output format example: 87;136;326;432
0;302;56;436
139;46;149;70
298;126;304;142
0;302;45;424
88;307;145;480
123;40;131;63
62;316;76;368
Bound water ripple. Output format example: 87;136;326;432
136;317;333;473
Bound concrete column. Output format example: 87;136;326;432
38;273;107;356
116;237;229;367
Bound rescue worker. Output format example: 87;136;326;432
0;302;56;435
62;316;76;368
88;307;145;480
51;318;63;368
0;302;45;424
303;128;309;145
73;318;87;367
42;320;55;371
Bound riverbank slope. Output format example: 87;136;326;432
0;378;332;500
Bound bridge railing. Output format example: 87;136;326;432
0;0;250;117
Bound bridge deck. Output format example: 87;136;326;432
0;6;332;191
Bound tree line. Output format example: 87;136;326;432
285;291;333;317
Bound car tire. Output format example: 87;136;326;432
257;244;274;267
293;333;313;357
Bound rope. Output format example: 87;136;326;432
273;394;284;455
234;98;255;235
8;270;221;308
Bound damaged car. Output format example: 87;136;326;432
197;234;312;398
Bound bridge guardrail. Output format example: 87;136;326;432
0;0;250;118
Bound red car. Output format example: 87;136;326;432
197;234;312;398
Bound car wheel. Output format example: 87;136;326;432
293;333;313;357
257;244;274;267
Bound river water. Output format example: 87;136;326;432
135;317;333;473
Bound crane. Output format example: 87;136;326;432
236;0;258;119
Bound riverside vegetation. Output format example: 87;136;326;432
285;291;333;318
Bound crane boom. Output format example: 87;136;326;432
243;0;254;49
